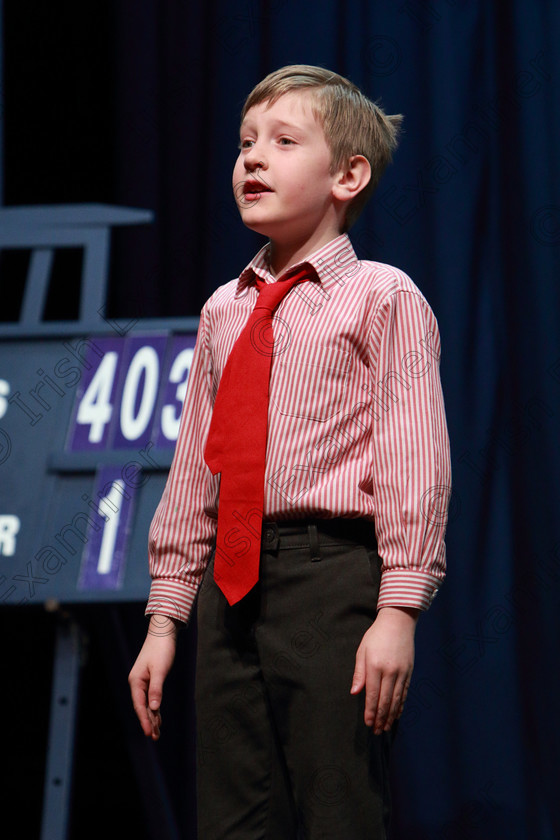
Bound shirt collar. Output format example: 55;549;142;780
235;234;359;297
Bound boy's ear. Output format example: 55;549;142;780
332;155;371;203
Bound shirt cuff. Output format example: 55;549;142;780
377;569;443;612
146;578;198;624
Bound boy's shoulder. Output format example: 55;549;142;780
200;277;244;318
200;246;432;322
349;257;432;314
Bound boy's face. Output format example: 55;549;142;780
233;91;341;245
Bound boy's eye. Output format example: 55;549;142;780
278;137;295;145
238;139;254;149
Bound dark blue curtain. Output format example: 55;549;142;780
110;1;560;837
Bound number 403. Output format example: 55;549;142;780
76;345;193;444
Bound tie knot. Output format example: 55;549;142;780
255;268;310;314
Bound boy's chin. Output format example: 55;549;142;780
239;214;276;238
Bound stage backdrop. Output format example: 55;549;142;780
3;1;560;838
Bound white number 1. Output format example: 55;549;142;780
96;481;124;574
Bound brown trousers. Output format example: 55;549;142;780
195;519;394;840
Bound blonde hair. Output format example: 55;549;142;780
241;64;403;229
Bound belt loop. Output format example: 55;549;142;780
262;522;280;551
308;523;321;562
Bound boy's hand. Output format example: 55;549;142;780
350;606;419;733
128;614;180;740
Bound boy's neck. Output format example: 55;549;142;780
267;226;344;278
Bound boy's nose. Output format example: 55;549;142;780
244;149;267;172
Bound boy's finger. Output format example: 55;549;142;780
373;676;396;733
392;678;411;721
350;668;365;694
147;706;162;740
130;692;153;737
148;675;164;710
364;670;382;727
350;649;366;694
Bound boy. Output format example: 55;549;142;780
129;65;451;839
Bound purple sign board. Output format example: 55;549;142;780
67;337;124;452
112;335;168;450
152;334;197;448
78;465;136;591
66;333;197;452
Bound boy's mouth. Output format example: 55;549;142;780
238;179;273;204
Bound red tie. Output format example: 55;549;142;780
204;267;310;605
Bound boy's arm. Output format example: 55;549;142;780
130;305;216;735
353;287;451;729
146;304;217;624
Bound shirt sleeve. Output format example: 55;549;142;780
145;305;217;623
368;288;451;611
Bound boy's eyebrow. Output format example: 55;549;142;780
239;116;309;134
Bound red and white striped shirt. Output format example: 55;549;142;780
147;234;451;623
